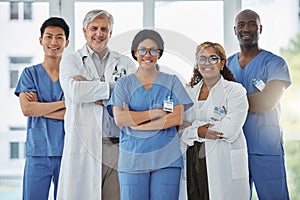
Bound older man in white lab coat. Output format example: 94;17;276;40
57;10;136;200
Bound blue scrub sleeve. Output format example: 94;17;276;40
171;75;193;111
107;77;128;117
15;67;37;96
266;57;291;88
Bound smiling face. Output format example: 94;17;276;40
134;38;160;70
196;46;224;82
83;17;112;54
39;26;69;59
234;10;262;48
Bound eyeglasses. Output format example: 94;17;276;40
137;48;159;56
198;55;221;65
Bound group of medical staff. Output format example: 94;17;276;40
15;8;290;200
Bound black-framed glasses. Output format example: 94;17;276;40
198;55;221;65
137;48;159;56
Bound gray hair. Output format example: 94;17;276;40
82;9;114;31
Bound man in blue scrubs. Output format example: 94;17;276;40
227;9;290;200
14;17;69;200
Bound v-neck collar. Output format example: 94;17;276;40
39;64;59;84
133;72;161;91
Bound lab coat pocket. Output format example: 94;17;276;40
230;148;248;179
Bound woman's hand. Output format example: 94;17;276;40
178;122;192;130
198;124;224;140
73;75;87;81
206;127;224;140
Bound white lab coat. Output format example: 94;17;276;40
180;77;250;200
57;44;136;200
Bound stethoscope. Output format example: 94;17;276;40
81;55;126;82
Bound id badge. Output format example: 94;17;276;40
163;96;174;112
252;78;265;92
209;106;226;122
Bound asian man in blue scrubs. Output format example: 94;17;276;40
15;17;69;200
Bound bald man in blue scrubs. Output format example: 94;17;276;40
227;9;290;200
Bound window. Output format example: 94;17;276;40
154;1;224;82
10;142;25;159
9;57;33;88
10;142;19;159
10;2;32;21
23;2;32;20
10;2;18;20
9;126;26;131
155;1;223;45
298;0;300;21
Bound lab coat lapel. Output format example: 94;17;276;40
78;45;100;79
192;82;203;120
209;77;225;106
104;51;118;81
84;55;100;79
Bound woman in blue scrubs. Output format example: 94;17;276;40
108;29;193;200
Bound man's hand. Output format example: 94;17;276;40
24;92;38;102
73;75;103;105
95;100;103;105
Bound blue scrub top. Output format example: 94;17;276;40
15;64;65;157
227;50;291;155
109;72;193;172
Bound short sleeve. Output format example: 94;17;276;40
171;75;193;111
107;77;128;117
14;67;37;97
266;56;291;89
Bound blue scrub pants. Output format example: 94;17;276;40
249;154;290;200
119;167;181;200
22;156;62;200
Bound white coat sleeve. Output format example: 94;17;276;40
209;84;249;143
60;53;110;103
179;120;207;146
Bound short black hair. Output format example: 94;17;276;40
131;29;164;61
40;17;70;40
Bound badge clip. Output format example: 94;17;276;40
252;78;265;92
163;96;174;112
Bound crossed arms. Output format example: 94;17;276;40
113;103;184;131
19;92;65;120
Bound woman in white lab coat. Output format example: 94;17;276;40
180;41;250;200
